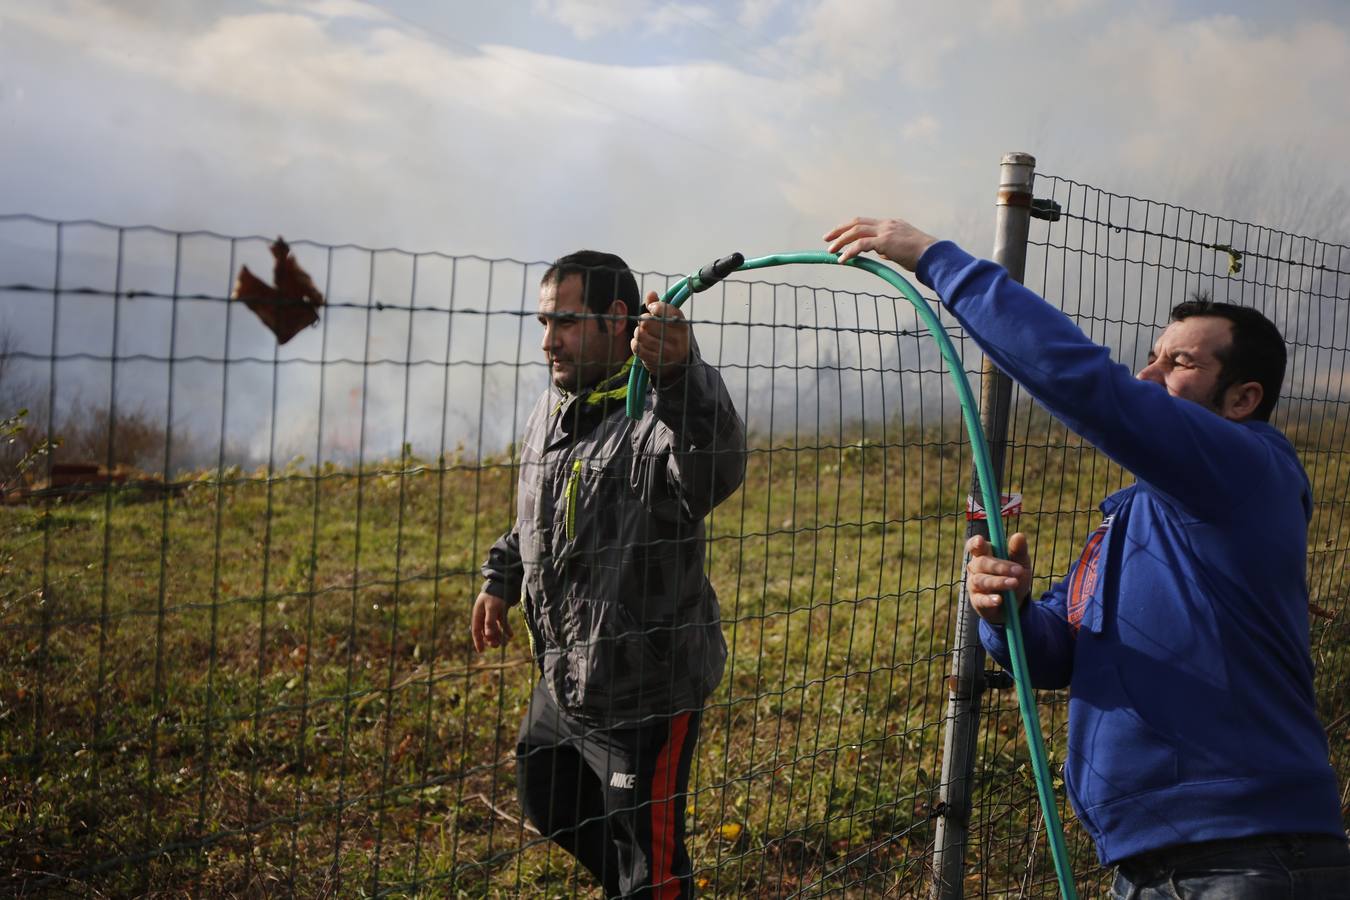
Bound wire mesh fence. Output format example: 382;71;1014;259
1;167;1348;898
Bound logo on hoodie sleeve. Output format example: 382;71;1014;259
1067;514;1113;633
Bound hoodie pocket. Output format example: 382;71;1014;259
1074;665;1181;813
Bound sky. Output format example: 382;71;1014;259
4;0;1350;262
1;0;1349;462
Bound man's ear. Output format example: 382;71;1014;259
1225;380;1264;421
606;299;628;334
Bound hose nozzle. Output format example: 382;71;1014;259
687;252;745;294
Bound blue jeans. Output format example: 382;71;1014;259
1112;833;1350;899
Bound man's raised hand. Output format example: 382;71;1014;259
824;216;939;270
631;291;691;383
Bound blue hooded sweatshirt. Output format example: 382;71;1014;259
916;240;1343;865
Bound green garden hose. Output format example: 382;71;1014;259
626;251;1077;899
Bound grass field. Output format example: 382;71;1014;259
2;413;1348;897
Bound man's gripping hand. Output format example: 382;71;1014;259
631;291;691;383
471;592;513;652
965;532;1033;626
823;216;939;271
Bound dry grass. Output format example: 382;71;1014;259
1;417;1347;898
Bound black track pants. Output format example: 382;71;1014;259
516;680;701;898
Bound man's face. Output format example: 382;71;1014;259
1136;316;1236;415
538;273;626;392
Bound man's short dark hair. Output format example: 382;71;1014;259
542;250;640;340
1171;293;1286;421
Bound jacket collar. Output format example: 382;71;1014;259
552;356;633;417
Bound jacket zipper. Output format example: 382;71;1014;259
565;458;582;540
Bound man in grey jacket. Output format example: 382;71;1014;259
473;250;746;898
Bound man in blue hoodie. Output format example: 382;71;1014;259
825;216;1349;898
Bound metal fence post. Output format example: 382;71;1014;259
930;152;1037;900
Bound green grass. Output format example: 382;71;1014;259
2;415;1348;897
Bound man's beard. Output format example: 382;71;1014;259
551;359;609;393
550;362;580;392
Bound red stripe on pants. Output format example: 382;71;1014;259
649;712;691;899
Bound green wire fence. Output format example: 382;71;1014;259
2;163;1348;898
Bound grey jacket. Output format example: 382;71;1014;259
481;351;746;724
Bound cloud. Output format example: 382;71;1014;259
783;0;955;84
988;0;1098;29
2;6;375;122
5;0;1347;251
1043;11;1350;223
532;0;734;40
533;0;652;39
259;0;392;21
738;0;784;29
0;0;828;261
783;0;1097;86
902;114;940;143
645;3;717;35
